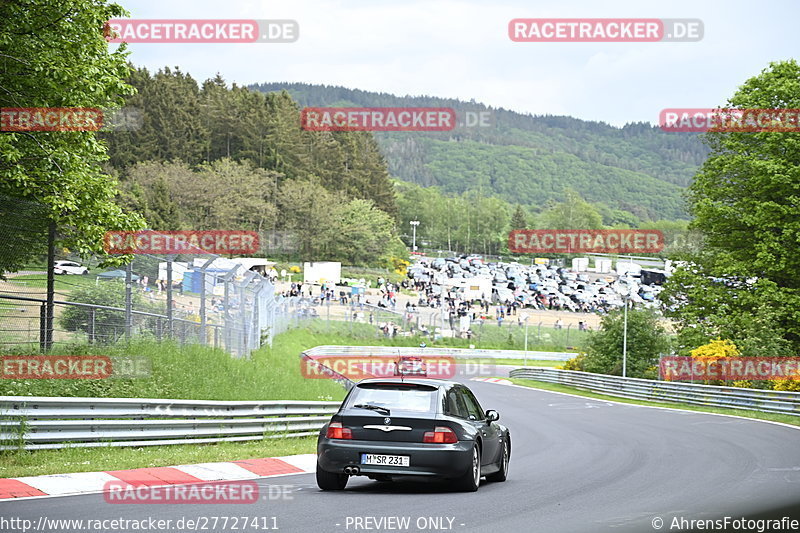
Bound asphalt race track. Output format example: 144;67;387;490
4;370;800;533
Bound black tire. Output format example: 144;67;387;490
316;463;348;491
453;444;481;492
486;437;509;482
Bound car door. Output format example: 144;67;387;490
458;386;500;465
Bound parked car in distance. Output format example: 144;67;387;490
53;260;88;275
394;356;427;377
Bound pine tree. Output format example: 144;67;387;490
510;204;527;229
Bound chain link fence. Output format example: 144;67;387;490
0;194;591;356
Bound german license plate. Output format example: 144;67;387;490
361;453;410;467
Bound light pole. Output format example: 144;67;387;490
410;220;420;252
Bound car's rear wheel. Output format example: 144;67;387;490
486;437;509;482
316;463;348;490
453;444;480;492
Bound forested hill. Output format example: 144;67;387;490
251;82;708;220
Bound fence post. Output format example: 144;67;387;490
166;257;173;339
88;308;95;344
222;265;240;354
251;282;264;357
125;262;132;341
198;257;215;346
45;219;55;351
39;303;46;352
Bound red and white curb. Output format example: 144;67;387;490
471;377;513;385
0;453;316;501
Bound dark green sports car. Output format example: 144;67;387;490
316;378;511;492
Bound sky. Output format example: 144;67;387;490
116;0;799;126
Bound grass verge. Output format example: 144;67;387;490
457;358;564;367
299;318;583;353
0;436;317;479
508;378;800;428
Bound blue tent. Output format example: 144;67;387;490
96;269;140;281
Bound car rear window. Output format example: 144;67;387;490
349;383;438;413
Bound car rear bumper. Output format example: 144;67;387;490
317;438;473;478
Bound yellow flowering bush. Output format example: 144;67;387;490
689;338;740;385
690;338;740;360
391;257;410;276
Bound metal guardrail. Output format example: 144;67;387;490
0;396;340;450
509;367;800;416
303;345;572;361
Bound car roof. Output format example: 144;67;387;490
355;377;461;389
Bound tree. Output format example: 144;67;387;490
510;205;528;229
0;0;145;261
328;199;406;266
537;188;603;230
580;308;670;378
664;60;800;353
276;177;341;260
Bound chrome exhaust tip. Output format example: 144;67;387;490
343;466;360;475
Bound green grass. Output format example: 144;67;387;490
300;318;584;352
0;436;317;478
460;358;564;367
0;335;346;401
508;378;800;428
469;321;587;351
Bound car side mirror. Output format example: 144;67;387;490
485;410;499;422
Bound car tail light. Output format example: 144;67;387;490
326;422;352;439
423;426;458;444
